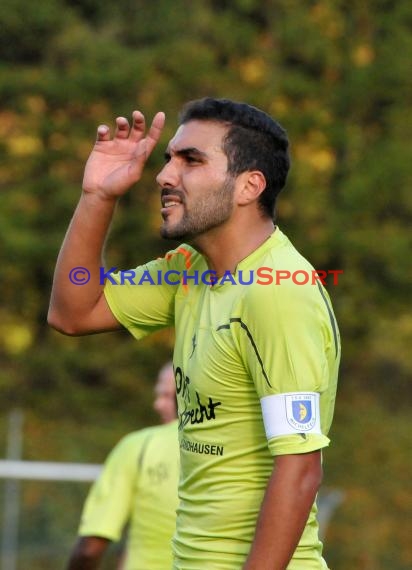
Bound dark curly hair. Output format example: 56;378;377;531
179;97;290;219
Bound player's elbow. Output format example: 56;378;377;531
312;466;323;493
47;307;84;336
302;458;323;497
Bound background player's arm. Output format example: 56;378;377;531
243;450;322;570
66;536;110;570
67;433;141;569
48;111;165;336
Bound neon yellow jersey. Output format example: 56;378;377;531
78;421;179;570
104;228;340;570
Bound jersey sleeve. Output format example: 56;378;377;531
78;431;145;541
104;245;195;339
236;280;337;457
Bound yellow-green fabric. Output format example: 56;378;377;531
78;421;179;570
104;228;340;569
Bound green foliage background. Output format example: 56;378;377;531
0;1;411;568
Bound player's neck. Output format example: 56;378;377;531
192;216;275;277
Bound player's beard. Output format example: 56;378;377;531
160;175;235;240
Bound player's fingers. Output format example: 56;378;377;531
114;116;131;139
129;110;146;142
144;111;165;159
96;124;111;141
138;112;166;161
145;112;166;154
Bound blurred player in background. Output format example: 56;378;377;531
66;361;179;570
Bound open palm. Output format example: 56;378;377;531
82;110;165;199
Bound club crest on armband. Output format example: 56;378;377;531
286;394;316;431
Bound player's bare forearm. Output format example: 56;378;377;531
66;536;109;569
67;552;101;570
243;451;323;570
48;111;165;335
48;191;120;335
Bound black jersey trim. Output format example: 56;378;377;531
316;282;339;358
217;317;272;388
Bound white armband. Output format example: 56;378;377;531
260;392;321;439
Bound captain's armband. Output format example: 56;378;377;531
260;392;321;439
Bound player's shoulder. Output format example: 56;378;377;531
263;228;314;271
129;420;177;440
109;424;169;461
161;243;204;270
112;428;150;452
240;263;322;326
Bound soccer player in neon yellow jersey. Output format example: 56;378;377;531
49;98;340;570
67;362;179;570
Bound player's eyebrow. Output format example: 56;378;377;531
164;147;209;161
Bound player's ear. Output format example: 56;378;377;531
236;171;266;206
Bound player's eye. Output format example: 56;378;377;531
185;155;202;164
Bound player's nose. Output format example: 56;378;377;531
156;160;180;189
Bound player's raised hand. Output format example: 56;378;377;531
82;110;165;200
